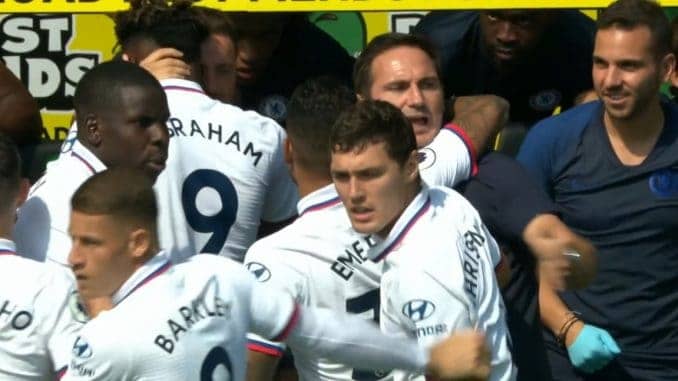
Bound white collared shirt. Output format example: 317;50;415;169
245;184;385;380
14;141;106;265
0;239;85;380
154;79;298;263
365;185;515;381
64;252;298;381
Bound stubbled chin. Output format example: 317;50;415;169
414;126;436;148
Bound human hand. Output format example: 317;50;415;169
427;330;490;381
566;323;621;373
125;48;191;80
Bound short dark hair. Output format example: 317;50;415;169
113;0;208;63
192;6;237;41
597;0;671;57
71;167;157;231
287;76;356;174
330;100;416;166
73;61;165;130
0;133;21;211
353;33;441;97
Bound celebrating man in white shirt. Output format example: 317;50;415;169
62;167;490;381
111;0;298;263
0;134;85;380
14;61;170;265
329;100;516;381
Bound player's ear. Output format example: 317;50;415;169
283;137;299;182
283;137;293;166
405;149;419;182
128;228;151;261
661;53;676;83
15;178;30;208
83;114;102;147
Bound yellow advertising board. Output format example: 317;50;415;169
0;4;668;140
1;0;678;12
0;14;116;140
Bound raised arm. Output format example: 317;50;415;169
450;95;509;156
0;63;42;144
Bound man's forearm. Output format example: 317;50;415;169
540;280;584;347
451;95;509;155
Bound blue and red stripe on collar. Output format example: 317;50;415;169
112;255;171;305
297;185;342;216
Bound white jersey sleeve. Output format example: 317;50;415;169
244;241;307;356
419;123;477;188
248;280;299;343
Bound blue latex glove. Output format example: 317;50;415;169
567;324;621;373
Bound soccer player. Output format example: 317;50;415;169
0;134;84;380
329;100;515;381
62;168;491;381
113;0;298;263
245;77;392;380
518;0;678;379
194;6;240;105
13;61;169;265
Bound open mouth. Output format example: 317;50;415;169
408;116;429;127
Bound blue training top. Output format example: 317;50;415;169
518;100;678;373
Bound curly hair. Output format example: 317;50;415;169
113;0;208;62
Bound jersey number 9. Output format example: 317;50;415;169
182;169;239;254
201;346;232;380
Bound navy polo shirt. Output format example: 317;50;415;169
518;101;678;375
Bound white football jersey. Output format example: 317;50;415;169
14;141;106;265
63;252;298;381
245;184;387;380
0;239;85;380
418;123;476;188
364;186;515;381
155;79;298;263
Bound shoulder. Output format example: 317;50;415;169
226;105;288;148
414;11;478;37
525;101;600;143
1;256;71;291
429;186;478;215
184;254;255;285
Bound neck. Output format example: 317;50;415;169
84;296;115;319
377;182;422;239
0;213;14;241
604;99;664;143
295;167;332;198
